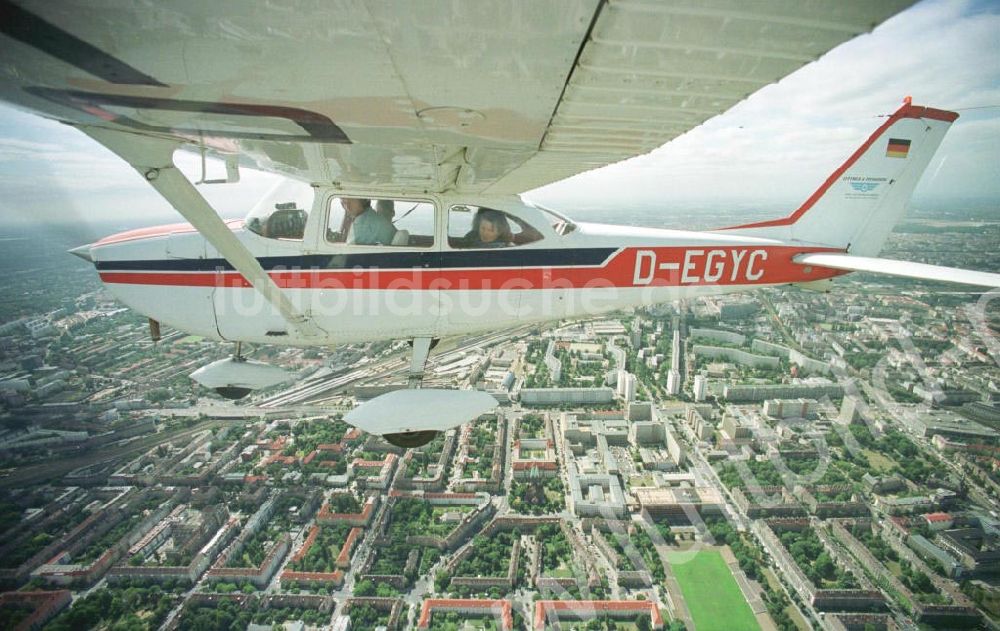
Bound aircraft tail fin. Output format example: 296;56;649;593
719;101;958;257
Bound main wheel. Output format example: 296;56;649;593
382;430;439;448
215;386;252;400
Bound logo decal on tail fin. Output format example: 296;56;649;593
886;138;911;158
842;176;886;199
849;181;880;193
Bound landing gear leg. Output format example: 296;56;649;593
383;337;440;448
407;337;435;387
213;341;252;399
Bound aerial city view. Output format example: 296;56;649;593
0;211;998;631
1;0;1000;630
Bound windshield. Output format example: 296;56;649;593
245;179;314;240
529;201;577;235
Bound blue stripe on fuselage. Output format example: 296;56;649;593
94;248;619;272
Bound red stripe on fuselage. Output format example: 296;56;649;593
98;246;845;289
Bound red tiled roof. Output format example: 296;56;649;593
534;600;663;630
513;461;558;470
418;599;513;630
280;569;344;584
925;512;953;522
261;454;297;467
259;435;288;451
317;497;374;523
291;525;320;564
0;591;72;631
336;527;363;567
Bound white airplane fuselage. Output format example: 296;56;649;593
81;194;843;346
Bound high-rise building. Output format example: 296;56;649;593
616;370;636;403
721;414;752;443
693;375;707;402
520;388;615;405
763;398;817;420
627;402;652;422
624;374;636;403
666;370;680;395
666;428;685;465
630;319;642;348
723;383;843;402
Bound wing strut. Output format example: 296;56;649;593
80;126;325;339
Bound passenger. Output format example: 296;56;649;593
344;197;395;245
462;207;541;248
470;209;513;248
375;199;396;223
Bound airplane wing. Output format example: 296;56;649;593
0;0;915;195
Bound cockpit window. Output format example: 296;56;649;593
448;205;544;249
326;197;435;247
245;180;313;241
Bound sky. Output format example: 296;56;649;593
0;0;998;236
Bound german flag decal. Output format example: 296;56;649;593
886;138;911;158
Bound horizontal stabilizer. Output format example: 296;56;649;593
794;253;1000;288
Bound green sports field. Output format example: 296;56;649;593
666;549;759;631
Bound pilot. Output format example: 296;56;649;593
375;199;396;223
344;197;395;245
471;209;513;248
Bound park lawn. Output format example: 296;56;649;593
862;449;897;472
885;559;903;578
546;564;576;579
432;505;473;517
667;549;759;631
762;567;782;593
630;474;655;487
544;488;564;502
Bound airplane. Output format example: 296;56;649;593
1;1;998;447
